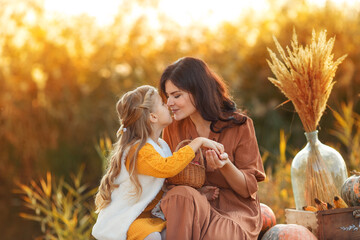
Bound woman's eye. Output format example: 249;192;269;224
174;95;180;99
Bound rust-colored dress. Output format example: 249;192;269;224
161;114;266;240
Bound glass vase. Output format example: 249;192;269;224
291;130;348;210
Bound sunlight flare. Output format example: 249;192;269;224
43;0;360;27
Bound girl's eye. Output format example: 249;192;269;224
174;95;181;99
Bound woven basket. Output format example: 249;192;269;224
167;140;205;189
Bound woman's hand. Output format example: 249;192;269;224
162;180;176;193
205;150;230;170
200;138;224;156
198;186;219;201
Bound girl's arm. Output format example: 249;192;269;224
188;137;224;156
133;137;223;178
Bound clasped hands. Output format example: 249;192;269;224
197;138;229;171
205;149;230;171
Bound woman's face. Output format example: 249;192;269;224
165;80;197;120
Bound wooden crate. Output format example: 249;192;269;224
285;207;360;240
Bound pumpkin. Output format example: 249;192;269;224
341;170;360;207
260;203;276;235
261;224;317;240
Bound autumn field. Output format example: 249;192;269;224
1;0;360;238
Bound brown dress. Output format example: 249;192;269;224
161;114;266;240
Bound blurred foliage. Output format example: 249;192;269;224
95;135;113;174
1;0;360;238
329;101;360;170
258;130;296;224
16;165;97;240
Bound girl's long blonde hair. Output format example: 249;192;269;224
95;85;157;212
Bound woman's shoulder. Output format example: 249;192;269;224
231;113;257;140
231;111;249;122
217;111;251;128
218;112;256;139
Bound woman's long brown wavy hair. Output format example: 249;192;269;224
159;57;246;133
95;85;157;212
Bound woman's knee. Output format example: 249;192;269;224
163;185;202;200
161;186;209;211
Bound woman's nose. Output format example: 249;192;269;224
167;98;173;107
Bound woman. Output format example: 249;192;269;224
159;57;266;240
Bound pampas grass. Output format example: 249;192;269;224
267;29;347;207
267;29;347;132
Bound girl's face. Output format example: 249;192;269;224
152;93;173;127
165;80;197;120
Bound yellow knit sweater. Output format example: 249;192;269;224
126;143;195;240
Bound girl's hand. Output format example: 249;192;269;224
206;150;230;170
200;138;224;156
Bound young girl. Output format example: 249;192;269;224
92;85;224;240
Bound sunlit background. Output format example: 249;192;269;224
43;0;360;27
43;0;271;27
1;0;360;238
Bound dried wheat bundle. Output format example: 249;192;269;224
267;29;347;207
304;147;339;207
267;29;347;132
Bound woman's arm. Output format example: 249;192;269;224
206;150;249;198
206;118;265;199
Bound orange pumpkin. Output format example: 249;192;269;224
261;224;317;240
260;203;276;232
341;171;360;207
258;203;277;239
